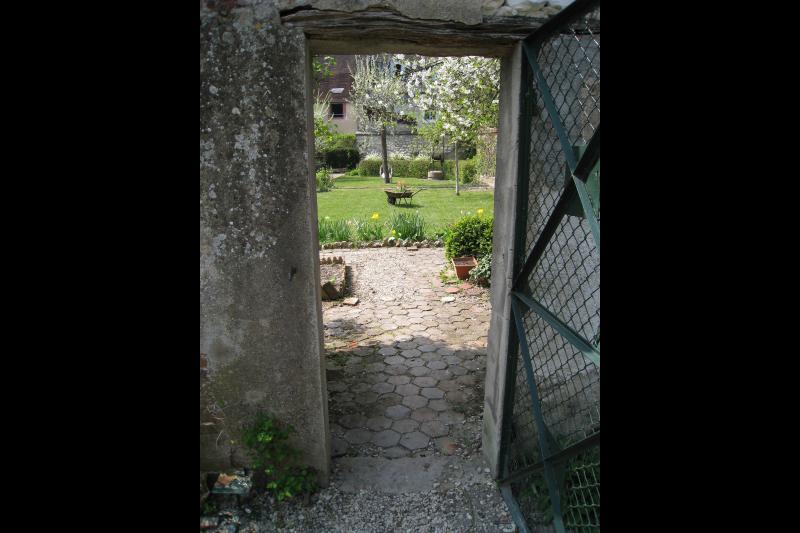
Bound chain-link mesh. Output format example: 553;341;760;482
501;3;600;532
523;11;601;260
525;213;599;345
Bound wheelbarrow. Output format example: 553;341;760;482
384;188;425;206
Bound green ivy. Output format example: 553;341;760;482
242;414;318;502
468;253;492;286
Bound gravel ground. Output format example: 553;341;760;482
205;456;516;533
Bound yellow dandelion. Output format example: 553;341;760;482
477;208;484;216
391;229;397;236
371;212;380;220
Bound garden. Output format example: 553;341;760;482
313;53;499;244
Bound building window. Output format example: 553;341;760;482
330;102;344;119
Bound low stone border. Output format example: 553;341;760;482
320;239;444;250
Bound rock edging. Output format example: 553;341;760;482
320;239;444;250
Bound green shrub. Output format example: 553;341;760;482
442;159;477;182
327;133;357;150
243;414;317;502
322;148;360;169
388;211;427;241
352;217;384;242
458;141;477;159
444;214;493;260
316;167;335;192
388;157;409;178
358;155;382;177
460;159;477;183
358;156;431;179
318;217;351;242
408;157;432;179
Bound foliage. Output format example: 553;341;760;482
316;167;335;192
403;55;500;145
444;214;493;260
388;211;427;241
242;414;317;502
327;133;357;150
475;128;497;179
313;93;336;154
468;253;492;286
443;159;477;183
312;55;336;81
322;148;360;169
318;217;351;242
351;217;385;242
458;142;477;159
358;156;475;180
396;157;433;180
357;155;382;177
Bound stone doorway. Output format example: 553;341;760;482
201;1;552;529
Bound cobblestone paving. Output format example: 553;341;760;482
321;247;491;459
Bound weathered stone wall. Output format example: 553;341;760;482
356;132;419;159
356;126;457;160
200;1;330;482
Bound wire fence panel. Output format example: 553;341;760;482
499;2;600;532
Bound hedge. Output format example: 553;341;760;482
442;159;477;183
358;156;431;178
358;156;477;182
323;148;360;169
318;133;360;169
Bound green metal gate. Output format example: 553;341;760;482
498;1;600;532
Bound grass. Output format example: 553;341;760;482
316;186;493;236
332;175;481;189
317;218;351;242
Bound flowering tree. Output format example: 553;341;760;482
313;92;336;154
404;56;499;142
349;54;412;183
404;56;500;192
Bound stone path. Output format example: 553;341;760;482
321;247;491;459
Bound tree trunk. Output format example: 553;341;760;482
380;125;390;184
455;140;460;196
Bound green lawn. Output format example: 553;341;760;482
316;185;494;234
332;175;476;189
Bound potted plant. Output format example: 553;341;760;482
444;212;493;281
452;256;478;280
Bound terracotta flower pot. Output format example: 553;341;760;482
452;256;478;280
